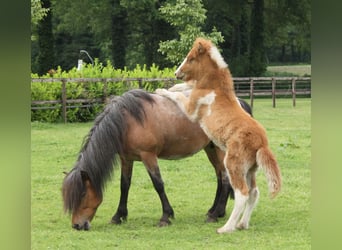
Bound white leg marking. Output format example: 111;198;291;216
237;187;259;230
217;189;248;233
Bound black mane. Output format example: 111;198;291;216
62;89;155;214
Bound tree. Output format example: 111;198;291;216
264;0;311;63
110;0;127;69
31;0;49;27
158;0;224;65
120;0;159;69
249;0;266;76
31;0;311;73
36;0;54;75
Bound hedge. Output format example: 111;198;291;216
31;60;176;122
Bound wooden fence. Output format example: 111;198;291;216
31;77;311;123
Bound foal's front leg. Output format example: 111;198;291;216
156;88;214;122
155;89;189;116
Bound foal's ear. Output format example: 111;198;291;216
80;170;90;181
197;42;206;54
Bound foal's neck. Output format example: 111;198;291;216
197;68;236;100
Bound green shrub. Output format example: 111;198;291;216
31;61;176;122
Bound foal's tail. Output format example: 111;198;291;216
256;147;282;198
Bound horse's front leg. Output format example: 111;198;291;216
141;152;174;227
111;159;133;224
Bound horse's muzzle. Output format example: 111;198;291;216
72;221;90;231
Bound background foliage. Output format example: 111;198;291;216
31;62;176;122
31;0;311;76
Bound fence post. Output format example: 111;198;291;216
249;78;254;108
271;77;276;108
61;79;67;123
292;78;296;107
138;78;143;89
103;79;108;103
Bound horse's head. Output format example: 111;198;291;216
175;37;228;82
62;169;102;230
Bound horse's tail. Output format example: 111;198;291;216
256;147;282;198
63;89;154;214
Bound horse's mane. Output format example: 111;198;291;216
62;89;155;214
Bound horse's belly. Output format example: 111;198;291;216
158;133;209;160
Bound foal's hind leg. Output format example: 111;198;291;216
237;169;259;230
217;153;249;233
204;143;233;222
141;152;174;227
111;159;133;224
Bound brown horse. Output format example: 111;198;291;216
156;37;281;234
62;88;252;230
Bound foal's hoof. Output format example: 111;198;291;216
236;222;248;230
216;226;235;234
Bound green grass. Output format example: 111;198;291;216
31;98;311;249
266;64;311;76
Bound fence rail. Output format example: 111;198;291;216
31;77;311;123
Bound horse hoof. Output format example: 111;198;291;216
206;210;225;221
110;219;121;225
158;219;171;227
206;216;218;223
110;216;126;225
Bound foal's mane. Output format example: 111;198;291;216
191;38;235;96
62;89;155;214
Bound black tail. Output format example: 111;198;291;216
237;98;253;117
62;89;155;214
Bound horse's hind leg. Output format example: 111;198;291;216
141;152;174;227
111;159;133;224
204;143;233;222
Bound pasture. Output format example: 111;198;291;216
31;98;311;249
267;64;311;76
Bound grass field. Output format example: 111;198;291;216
266;64;311;76
31;98;311;249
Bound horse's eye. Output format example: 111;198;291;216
188;58;194;63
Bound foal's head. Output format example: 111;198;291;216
62;170;102;230
175;37;228;82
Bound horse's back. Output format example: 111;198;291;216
123;93;209;160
